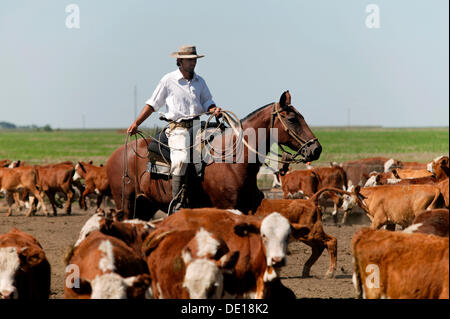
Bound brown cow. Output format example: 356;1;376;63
73;208;155;250
364;171;437;187
34;162;77;216
352;227;449;299
154;208;308;298
73;162;111;210
342;184;445;229
403;209;449;237
0;228;51;299
64;230;152;299
274;169;319;199
427;155;449;180
400;161;427;170
341;157;402;188
254;187;350;278
310;165;347;219
394;168;433;179
0;166;49;216
143;226;239;298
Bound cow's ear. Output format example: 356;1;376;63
392;169;400;179
125;274;153;299
98;218;113;234
290;224;310;239
89;160;93;164
375;174;381;183
19;247;44;268
217;250;239;270
27;251;45;267
78;162;87;173
234;223;260;237
112;209;125;222
72;278;92;296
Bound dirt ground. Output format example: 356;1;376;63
0;191;371;299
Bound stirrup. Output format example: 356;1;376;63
167;185;186;215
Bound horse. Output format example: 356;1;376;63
106;91;322;220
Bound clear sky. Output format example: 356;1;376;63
0;0;448;129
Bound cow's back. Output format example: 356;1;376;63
352;228;449;299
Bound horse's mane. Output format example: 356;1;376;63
240;103;274;123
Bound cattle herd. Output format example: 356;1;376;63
0;155;448;299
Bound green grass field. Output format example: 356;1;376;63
0;127;448;166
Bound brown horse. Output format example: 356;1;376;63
106;91;322;219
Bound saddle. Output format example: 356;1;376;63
146;121;224;178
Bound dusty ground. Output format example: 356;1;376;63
0;191;370;299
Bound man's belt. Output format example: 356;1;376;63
168;117;200;130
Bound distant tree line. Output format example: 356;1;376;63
0;121;53;131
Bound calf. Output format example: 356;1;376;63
0;228;51;299
64;230;152;299
427;155;449;181
73;162;111;210
275;169;319;199
342;184;445;229
73;208;155;249
34;162;76;216
254;187;350;278
0;166;49;216
155;208;307;298
143;226;239;298
310;165;347;217
352;227;449;299
403;209;449;237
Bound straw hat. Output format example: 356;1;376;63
170;45;205;59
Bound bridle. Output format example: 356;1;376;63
269;102;318;164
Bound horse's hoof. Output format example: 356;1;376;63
325;270;336;279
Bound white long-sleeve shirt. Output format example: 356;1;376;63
146;69;215;122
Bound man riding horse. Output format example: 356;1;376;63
127;45;222;212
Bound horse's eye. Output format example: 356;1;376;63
287;117;298;124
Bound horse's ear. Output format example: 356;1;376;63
285;90;291;105
279;90;291;107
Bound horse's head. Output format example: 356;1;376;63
271;91;322;162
